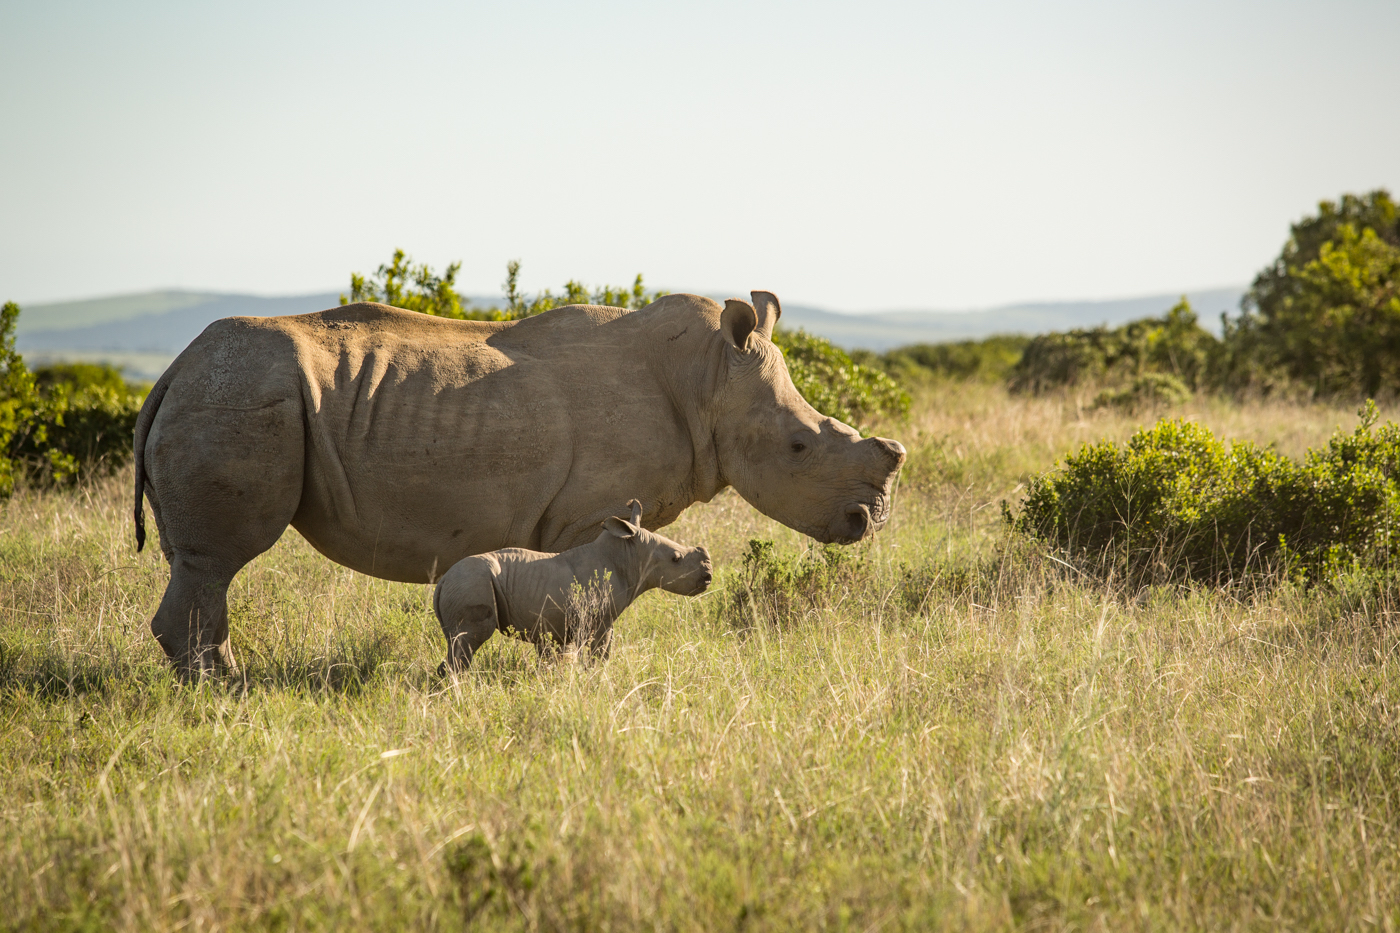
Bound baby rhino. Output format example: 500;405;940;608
434;501;712;672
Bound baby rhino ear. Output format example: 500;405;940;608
604;516;638;539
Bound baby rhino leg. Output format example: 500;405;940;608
433;558;500;674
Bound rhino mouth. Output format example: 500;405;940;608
825;492;891;545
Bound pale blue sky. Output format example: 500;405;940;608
2;0;1396;311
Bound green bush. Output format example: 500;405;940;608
1009;299;1218;397
0;303;147;492
341;252;663;320
773;328;910;428
0;302;38;496
1008;403;1400;584
725;538;865;628
12;364;146;486
879;335;1030;384
1091;372;1192;413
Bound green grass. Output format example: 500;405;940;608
2;385;1397;930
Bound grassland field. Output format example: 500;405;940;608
1;382;1397;931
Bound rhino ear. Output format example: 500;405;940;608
750;291;781;340
604;516;638;539
628;498;643;527
721;299;758;351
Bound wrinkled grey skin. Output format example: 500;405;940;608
134;290;905;677
434;500;712;671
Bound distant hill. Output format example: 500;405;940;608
17;290;342;346
13;286;1247;380
777;287;1245;351
17;291;345;380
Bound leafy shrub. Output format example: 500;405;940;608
0;302;38;496
773;328;910;427
0;303;147;493
1009;299;1217;397
879;335;1030;384
1009;403;1400;584
12;365;146;486
496;260;663;317
725;538;865;628
341;252;663;320
1091;372;1192;412
341;248;470;318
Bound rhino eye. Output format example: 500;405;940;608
791;442;807;454
672;552;682;562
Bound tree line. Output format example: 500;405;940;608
878;189;1400;407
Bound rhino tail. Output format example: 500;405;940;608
132;367;175;553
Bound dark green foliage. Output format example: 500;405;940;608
725;538;865;628
32;362;134;397
340;248;469;318
340;251;663;321
0;304;147;493
1224;195;1400;397
498;259;663;318
0;302;38;496
772;328;910;427
880;335;1030;384
1009;299;1218;398
1010;403;1400;584
1247;189;1399;331
1092;372;1192;413
12;363;146;487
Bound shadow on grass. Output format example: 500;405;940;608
0;624;430;701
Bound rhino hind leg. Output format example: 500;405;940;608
143;393;305;680
434;559;501;674
150;553;241;677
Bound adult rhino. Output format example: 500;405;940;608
134;291;906;675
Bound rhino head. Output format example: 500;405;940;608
710;291;906;544
603;500;714;597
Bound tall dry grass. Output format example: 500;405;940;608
0;385;1396;931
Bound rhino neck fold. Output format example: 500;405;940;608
651;323;726;508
